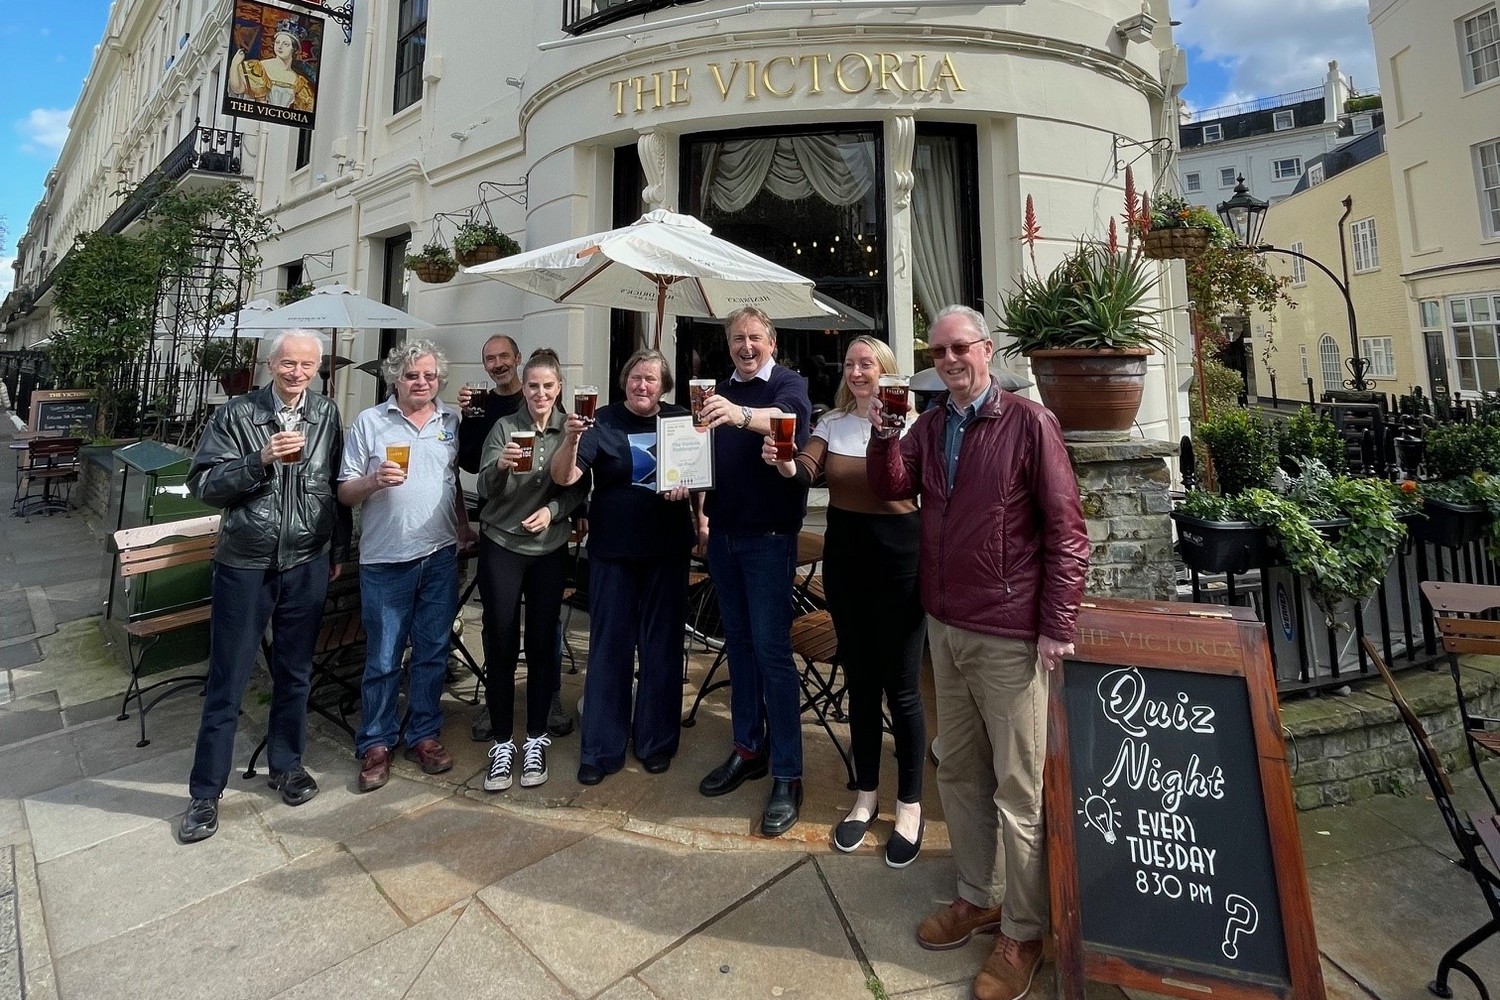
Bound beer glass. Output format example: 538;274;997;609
689;379;715;427
385;441;411;475
511;431;536;472
574;385;599;425
772;412;798;462
878;374;910;431
276;410;303;463
463;381;489;417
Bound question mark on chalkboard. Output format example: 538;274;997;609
1221;895;1259;960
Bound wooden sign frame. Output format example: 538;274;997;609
1045;597;1325;1000
28;389;97;434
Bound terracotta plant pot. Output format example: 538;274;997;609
1026;347;1150;432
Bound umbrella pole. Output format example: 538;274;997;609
655;286;667;352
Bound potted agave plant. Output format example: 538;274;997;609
997;174;1166;433
404;243;459;284
453;221;521;268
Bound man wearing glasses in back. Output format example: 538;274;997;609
867;305;1089;1000
339;339;477;793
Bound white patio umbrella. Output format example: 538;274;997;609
207;298;278;339
465;209;835;350
232;284;436;332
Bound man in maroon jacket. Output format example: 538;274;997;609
868;304;1089;1000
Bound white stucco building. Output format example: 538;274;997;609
6;0;1194;441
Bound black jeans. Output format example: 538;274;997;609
478;536;567;741
189;559;329;799
823;507;926;803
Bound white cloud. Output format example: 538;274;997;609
17;107;72;156
0;258;14;299
1175;0;1378;109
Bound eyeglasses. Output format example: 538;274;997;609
927;339;988;361
401;372;440;382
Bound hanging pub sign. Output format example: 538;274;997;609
222;0;324;128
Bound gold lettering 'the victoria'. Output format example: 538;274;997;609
806;52;829;94
878;52;908;93
710;61;738;99
669;66;691;106
761;55;795;97
930;53;964;92
835;52;874;94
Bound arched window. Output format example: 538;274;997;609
1319;335;1342;394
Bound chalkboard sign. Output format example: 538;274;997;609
29;390;97;435
1046;598;1325;1000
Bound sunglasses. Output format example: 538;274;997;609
927;339;988;361
401;372;441;382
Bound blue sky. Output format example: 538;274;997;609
0;1;1378;297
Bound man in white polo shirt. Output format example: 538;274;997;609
339;339;477;792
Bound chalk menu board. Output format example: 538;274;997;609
1046;598;1325;1000
29;390;97;434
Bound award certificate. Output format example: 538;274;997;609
656;414;715;492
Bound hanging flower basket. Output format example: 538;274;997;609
410;260;459;284
455;245;505;267
1140;226;1212;261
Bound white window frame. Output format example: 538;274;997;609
1219;166;1237;188
1351;218;1380;273
1273;157;1303;180
1319;335;1343;394
1203;123;1223;143
1476;137;1500;239
1461;6;1500;90
1299;345;1310;382
1362;337;1397;379
1447;294;1500;392
1289;241;1307;285
1273;109;1295;131
1185;172;1201;193
1307;163;1325;186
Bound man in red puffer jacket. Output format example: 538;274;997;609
868;304;1089;1000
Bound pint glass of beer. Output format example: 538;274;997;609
385;441;412;475
277;410;303;463
575;386;599;425
689;379;715;426
877;375;910;431
772;412;798;462
511;431;536;472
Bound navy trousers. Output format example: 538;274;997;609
189;559;329;799
579;554;688;771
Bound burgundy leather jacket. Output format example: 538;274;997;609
868;381;1089;643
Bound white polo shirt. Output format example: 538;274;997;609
341;397;461;564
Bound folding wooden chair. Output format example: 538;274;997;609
1363;636;1500;1000
1421;581;1500;811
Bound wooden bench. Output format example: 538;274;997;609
112;515;220;747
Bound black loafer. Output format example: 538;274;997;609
577;763;606;786
885;817;925;869
760;778;803;837
641;752;672;774
178;797;219;844
833;813;874;853
699;751;769;797
268;767;319;807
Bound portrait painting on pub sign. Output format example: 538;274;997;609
222;0;324;129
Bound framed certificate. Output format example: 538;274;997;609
656;414;715;492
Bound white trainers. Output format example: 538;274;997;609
521;734;551;787
484;740;515;792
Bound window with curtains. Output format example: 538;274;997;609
910;124;980;340
393;0;427;113
679;124;886;405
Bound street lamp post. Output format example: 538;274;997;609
1216;176;1371;393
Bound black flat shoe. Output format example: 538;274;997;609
760;778;803;837
268;767;319;807
833;811;875;853
641;752;672;774
577;763;606;786
699;751;768;797
178;797;219;844
885;817;925;869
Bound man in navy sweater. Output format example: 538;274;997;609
695;306;812;836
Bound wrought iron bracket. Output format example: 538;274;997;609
478;180;528;209
1112;134;1173;177
276;0;355;44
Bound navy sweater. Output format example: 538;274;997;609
704;364;812;535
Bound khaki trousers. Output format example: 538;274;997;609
928;616;1049;941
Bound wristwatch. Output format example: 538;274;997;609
737;405;752;429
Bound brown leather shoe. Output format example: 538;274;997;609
403;737;454;775
972;933;1043;1000
916;898;1005;951
358;746;391;793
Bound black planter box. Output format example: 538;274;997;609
1171;511;1277;575
1412;497;1490;549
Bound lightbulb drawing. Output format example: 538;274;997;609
1078;789;1121;844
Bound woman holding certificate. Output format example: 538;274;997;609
476;349;590;793
762;335;927;867
551;349;701;786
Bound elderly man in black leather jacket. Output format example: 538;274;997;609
177;330;351;844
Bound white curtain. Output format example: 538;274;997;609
701;135;876;213
910;135;964;324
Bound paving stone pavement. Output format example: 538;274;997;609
1;415;1498;999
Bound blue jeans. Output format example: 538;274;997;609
356;544;458;755
189;559;328;799
707;531;802;779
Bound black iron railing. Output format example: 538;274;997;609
562;0;698;35
100;122;244;235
